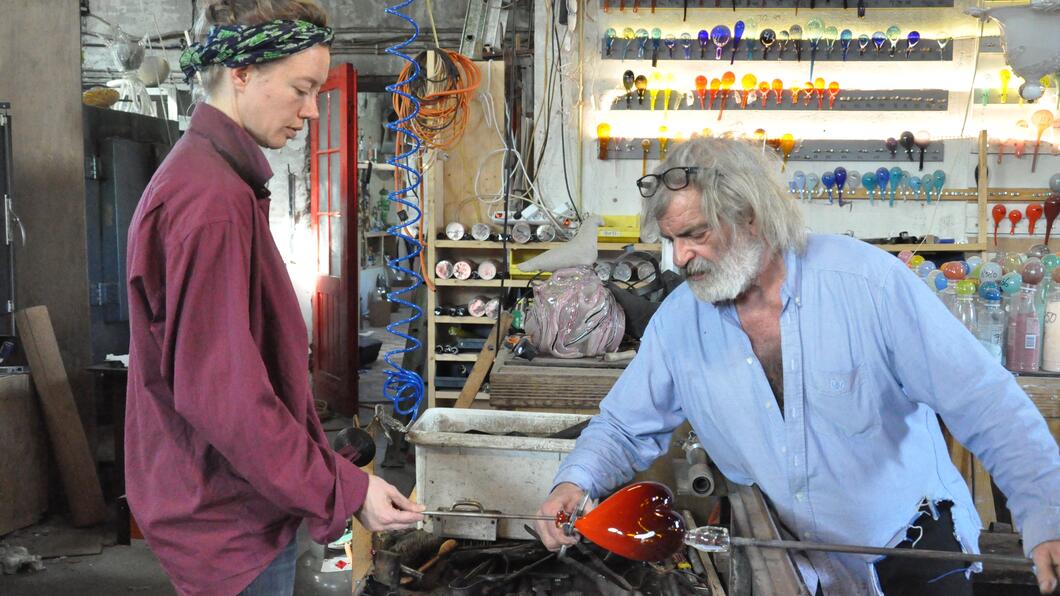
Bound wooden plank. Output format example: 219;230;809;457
455;311;513;409
15;306;106;527
682;510;727;596
0;374;48;534
727;482;811;595
1014;375;1060;419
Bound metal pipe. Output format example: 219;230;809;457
422;510;555;522
730;537;1033;570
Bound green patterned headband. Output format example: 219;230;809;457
180;19;333;83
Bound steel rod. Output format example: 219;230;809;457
422;510;555;521
731;537;1033;570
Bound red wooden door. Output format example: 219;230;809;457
310;64;358;416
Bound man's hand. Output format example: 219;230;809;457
535;482;595;551
1033;540;1060;594
355;475;425;532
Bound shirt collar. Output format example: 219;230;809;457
781;246;803;310
187;103;273;198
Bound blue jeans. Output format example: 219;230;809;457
239;538;297;596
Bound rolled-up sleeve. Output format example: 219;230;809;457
553;319;685;498
163;220;368;542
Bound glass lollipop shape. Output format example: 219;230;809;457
760;28;776;60
862;171;877;204
824;26;839;57
885;25;901;57
664;34;677;59
597;123;612;160
805;173;820;201
840;29;853;61
827;81;840;109
758;81;771;108
833;167;848;205
778;30;791;59
651;28;663;67
718;71;736;120
905;31;920;58
847;170;861;194
635;74;648;105
885;137;899;158
1023;258;1046;285
899;131;915;161
1028;244;1050;260
789;25;803;62
744;19;758;60
1000;271;1023;294
822;170;836;204
897;250;914;264
1031;110;1055;173
918;261;938;279
813;77;826;110
1052;175;1060;194
932;170;946;203
871;31;886;57
1045;194;1060;247
605;28;618;56
635;29;650;59
681;33;693;59
731;21;745;65
941;261;966;281
875;167;891;205
623;70;636;107
793;170;807;200
908;174;922;202
780;133;796;171
999;68;1011;103
694;75;708;109
711;25;731;60
663;73;675;114
698;29;711;59
772;78;784;105
858;33;870;56
914;130;931;171
648;71;663;110
921;173;934;203
807;18;824;77
571;482;686;562
980;262;1003;283
1028;203;1044;235
622;28;637;61
889;167;903;205
801;80;815;106
709;78;721;109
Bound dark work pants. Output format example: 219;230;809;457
873;500;974;596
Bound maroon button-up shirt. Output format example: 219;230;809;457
125;103;368;595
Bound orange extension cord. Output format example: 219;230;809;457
391;50;482;290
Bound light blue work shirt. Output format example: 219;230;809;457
554;234;1060;594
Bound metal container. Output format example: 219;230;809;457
408;408;591;540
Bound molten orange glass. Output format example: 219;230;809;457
827;81;840;109
740;74;757;109
571;482;686;562
695;75;708;109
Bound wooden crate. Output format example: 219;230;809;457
0;374;48;534
488;351;626;411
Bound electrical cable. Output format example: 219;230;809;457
383;0;426;420
392;49;481;150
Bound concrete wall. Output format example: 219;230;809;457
1;1;94;432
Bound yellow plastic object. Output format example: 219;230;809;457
508;249;554;279
597;215;641;243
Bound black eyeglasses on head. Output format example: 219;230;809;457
636;167;700;199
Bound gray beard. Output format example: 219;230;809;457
684;231;766;304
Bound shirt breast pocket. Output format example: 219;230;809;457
807;366;880;436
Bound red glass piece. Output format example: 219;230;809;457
1027;203;1044;235
1009;208;1023;235
992;204;1007;246
1045;194;1060;247
573;481;686;562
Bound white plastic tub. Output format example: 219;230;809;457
407;408;591;540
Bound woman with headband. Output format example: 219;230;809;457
125;2;423;594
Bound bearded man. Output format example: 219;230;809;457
534;137;1060;595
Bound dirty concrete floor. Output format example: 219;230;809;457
0;311;416;595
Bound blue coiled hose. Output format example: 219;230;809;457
382;0;425;420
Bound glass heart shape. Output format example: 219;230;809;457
574;481;686;562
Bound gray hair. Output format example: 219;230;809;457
642;137;806;254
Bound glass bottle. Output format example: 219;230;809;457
1006;260;1045;373
976;283;1005;365
939;261;965;316
1041;267;1060;372
953;280;978;334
